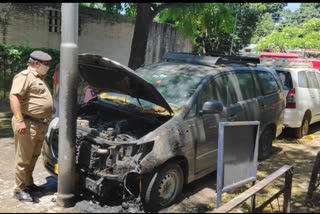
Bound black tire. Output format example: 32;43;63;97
294;117;309;138
142;163;184;211
258;127;274;161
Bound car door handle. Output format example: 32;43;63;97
227;115;238;121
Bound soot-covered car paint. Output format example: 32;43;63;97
42;53;284;210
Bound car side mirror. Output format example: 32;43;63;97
200;100;223;115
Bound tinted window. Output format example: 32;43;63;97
234;72;256;100
298;71;310;88
213;74;237;106
307;72;319;88
256;72;279;95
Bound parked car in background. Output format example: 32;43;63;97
259;55;320;138
275;67;320;138
42;53;284;210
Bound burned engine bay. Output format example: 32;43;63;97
72;98;172;197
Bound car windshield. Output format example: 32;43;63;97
99;65;203;114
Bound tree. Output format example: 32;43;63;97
127;3;182;70
156;3;235;54
98;3;191;70
255;18;320;52
277;3;320;30
263;3;287;22
82;3;234;70
192;3;268;55
250;13;275;44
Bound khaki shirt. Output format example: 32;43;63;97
10;66;53;119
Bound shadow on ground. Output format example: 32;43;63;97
32;176;58;203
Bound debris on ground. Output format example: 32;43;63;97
298;181;309;189
304;135;314;140
75;199;145;213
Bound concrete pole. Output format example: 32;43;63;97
57;3;79;207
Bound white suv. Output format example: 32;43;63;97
275;67;320;138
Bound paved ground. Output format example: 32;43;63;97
1;116;320;213
0;135;82;213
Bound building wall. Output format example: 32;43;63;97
0;3;193;66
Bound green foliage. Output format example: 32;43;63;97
80;3;105;10
263;3;287;22
192;3;267;55
250;13;275;44
157;3;234;45
277;3;320;30
0;43;60;99
92;3;137;21
82;3;235;51
255;18;320;52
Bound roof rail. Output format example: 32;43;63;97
162;52;260;67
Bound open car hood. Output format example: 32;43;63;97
78;54;173;114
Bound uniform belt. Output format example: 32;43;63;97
23;115;49;124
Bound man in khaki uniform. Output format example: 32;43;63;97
9;51;54;202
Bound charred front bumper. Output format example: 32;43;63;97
42;118;155;196
75;124;154;182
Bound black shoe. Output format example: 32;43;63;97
14;191;33;202
26;184;43;192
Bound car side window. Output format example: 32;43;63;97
298;71;310;88
200;79;218;108
256;71;279;95
213;74;237;106
234;72;256;101
307;71;319;88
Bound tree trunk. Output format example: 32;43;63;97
128;3;155;70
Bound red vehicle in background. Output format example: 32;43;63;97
259;51;320;71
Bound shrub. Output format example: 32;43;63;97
0;43;60;99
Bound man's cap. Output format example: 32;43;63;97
30;51;52;61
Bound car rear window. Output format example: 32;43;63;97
276;70;293;90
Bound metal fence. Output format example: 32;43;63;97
306;149;320;203
210;165;293;213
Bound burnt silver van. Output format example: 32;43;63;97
42;53;284;210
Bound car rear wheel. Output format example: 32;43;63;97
258;127;274;160
142;163;184;211
294;117;309;138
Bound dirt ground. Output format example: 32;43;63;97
1;115;320;213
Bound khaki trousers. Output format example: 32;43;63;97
12;117;49;192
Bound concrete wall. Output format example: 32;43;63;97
0;3;193;66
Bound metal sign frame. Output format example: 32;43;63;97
216;121;260;208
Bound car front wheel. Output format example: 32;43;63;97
142;163;184;211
